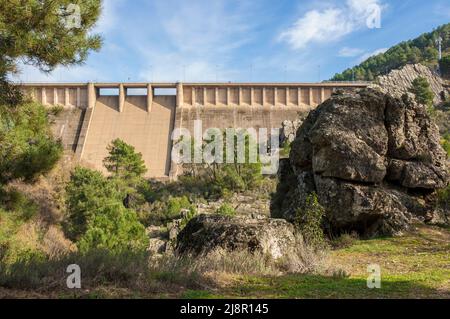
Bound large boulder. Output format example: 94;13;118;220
273;88;449;236
176;214;298;259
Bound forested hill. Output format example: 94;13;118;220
331;23;450;81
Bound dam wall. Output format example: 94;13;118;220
19;82;369;178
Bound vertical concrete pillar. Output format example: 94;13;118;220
226;87;230;106
250;87;254;105
262;87;266;106
274;87;278;106
309;87;313;106
87;82;96;109
176;83;183;108
215;87;218;105
320;87;325;103
54;88;58;105
147;84;153;112
297;87;301;106
203;87;207;106
192;87;196;106
285;87;289;106
65;88;70;107
119;84;125;112
76;87;81;108
42;87;47;105
238;87;242;105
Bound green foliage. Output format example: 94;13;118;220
179;206;198;230
0;101;63;184
331;23;450;81
441;133;450;157
411;76;434;108
294;193;326;248
0;188;38;221
0;0;102;76
280;140;291;158
64;167;123;240
439;55;450;78
64;166;148;253
436;184;450;212
77;203;148;254
215;203;236;217
143;195;196;226
103;138;147;182
180;129;263;197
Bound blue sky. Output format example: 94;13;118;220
15;0;450;83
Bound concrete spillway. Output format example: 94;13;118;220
19;82;370;179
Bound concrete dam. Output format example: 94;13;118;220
20;82;368;178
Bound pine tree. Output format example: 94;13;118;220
0;0;102;76
411;77;434;108
103;139;147;181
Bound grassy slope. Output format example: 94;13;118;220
184;225;450;299
0;224;448;299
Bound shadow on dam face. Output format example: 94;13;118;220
81;94;176;178
18;82;371;179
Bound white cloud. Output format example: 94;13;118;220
279;0;384;50
93;0;125;35
338;47;364;57
358;47;388;63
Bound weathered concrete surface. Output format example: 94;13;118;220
81;95;175;177
19;82;369;178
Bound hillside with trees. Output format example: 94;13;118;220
331;23;450;81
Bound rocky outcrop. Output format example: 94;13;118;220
369;64;448;105
273;88;449;236
176;214;299;259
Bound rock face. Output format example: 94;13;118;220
273;88;449;236
176;214;298;259
369;64;448;105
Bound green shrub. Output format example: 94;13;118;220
215;203;236;217
411;76;434;109
280;140;291;157
0;188;38;221
64;167;124;241
436;185;450;211
294;193;326;248
143;195;196;226
441;133;450;157
179;206;198;230
180;129;263;197
0;101;63;184
64;167;148;253
77;203;148;254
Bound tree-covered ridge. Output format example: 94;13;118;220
331;23;450;81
